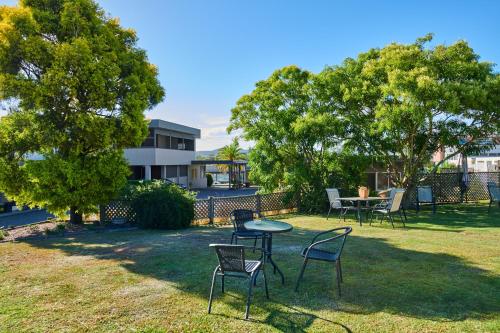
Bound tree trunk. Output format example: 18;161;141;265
70;206;83;224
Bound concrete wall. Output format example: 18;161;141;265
124;148;195;166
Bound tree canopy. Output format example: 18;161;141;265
0;0;164;222
229;35;499;210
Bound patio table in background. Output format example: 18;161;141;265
338;197;385;226
244;219;293;284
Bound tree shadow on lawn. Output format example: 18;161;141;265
22;223;500;331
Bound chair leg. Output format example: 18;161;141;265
399;211;405;228
230;233;234;244
402;208;408;221
295;258;308;292
388;214;395;228
221;274;225;293
327;206;332;220
488;201;492;213
253;237;257;252
338;259;343;282
262;267;269;299
208;267;218;314
245;274;255;319
335;261;342;297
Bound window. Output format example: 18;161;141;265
151;166;162;179
184;138;194;151
129;166;145;180
165;165;177;178
156;134;171;148
171;137;180;150
141;129;155;147
179;165;188;177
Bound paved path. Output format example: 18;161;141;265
0;210;54;229
195;187;258;199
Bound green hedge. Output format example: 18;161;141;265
120;180;195;229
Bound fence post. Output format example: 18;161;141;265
256;193;261;217
99;205;105;223
208;196;214;225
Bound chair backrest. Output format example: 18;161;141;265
210;244;246;273
312;226;352;257
326;188;342;208
389;190;405;212
230;209;254;232
487;182;500;201
417;186;433;203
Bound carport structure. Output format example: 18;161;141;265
191;159;248;189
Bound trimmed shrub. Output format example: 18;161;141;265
124;180;195;229
206;173;214;187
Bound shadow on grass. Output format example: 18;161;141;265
21;205;500;331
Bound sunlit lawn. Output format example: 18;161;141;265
1;203;499;332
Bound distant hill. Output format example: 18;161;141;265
196;148;249;160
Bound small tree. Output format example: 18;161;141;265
0;0;164;222
229;66;368;212
216;137;246;187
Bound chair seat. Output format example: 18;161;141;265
373;209;389;214
245;260;262;273
234;231;264;238
301;247;339;262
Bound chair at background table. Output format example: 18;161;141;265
374;188;408;221
326;188;356;221
370;190;406;228
208;244;269;319
295;226;352;296
230;209;264;250
416;186;436;214
487;182;500;213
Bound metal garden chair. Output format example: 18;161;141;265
326;188;356;221
208;244;269;319
230;209;264;250
370;190;406;228
374;188;408;221
487;182;500;213
295;226;352;296
416;186;436;214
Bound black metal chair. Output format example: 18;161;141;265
295;226;352;296
487;182;500;213
208;244;269;319
416;186;436;214
230;209;264;250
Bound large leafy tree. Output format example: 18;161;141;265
229;66;368;212
323;35;500;194
0;0;164;222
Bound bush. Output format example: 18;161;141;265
0;229;6;240
123;180;195;229
206;173;214;187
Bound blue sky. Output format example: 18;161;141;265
2;0;500;150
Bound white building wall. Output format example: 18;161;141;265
124;148;195;166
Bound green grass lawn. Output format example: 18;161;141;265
1;203;499;332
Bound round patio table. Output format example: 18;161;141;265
244;219;293;284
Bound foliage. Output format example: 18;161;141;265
216;137;246;172
230;36;500;209
206;173;214;187
122;180;195;229
321;34;500;193
0;0;164;222
229;66;369;212
0;229;5;240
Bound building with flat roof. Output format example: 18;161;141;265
124;119;208;188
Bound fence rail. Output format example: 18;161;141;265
100;191;297;225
